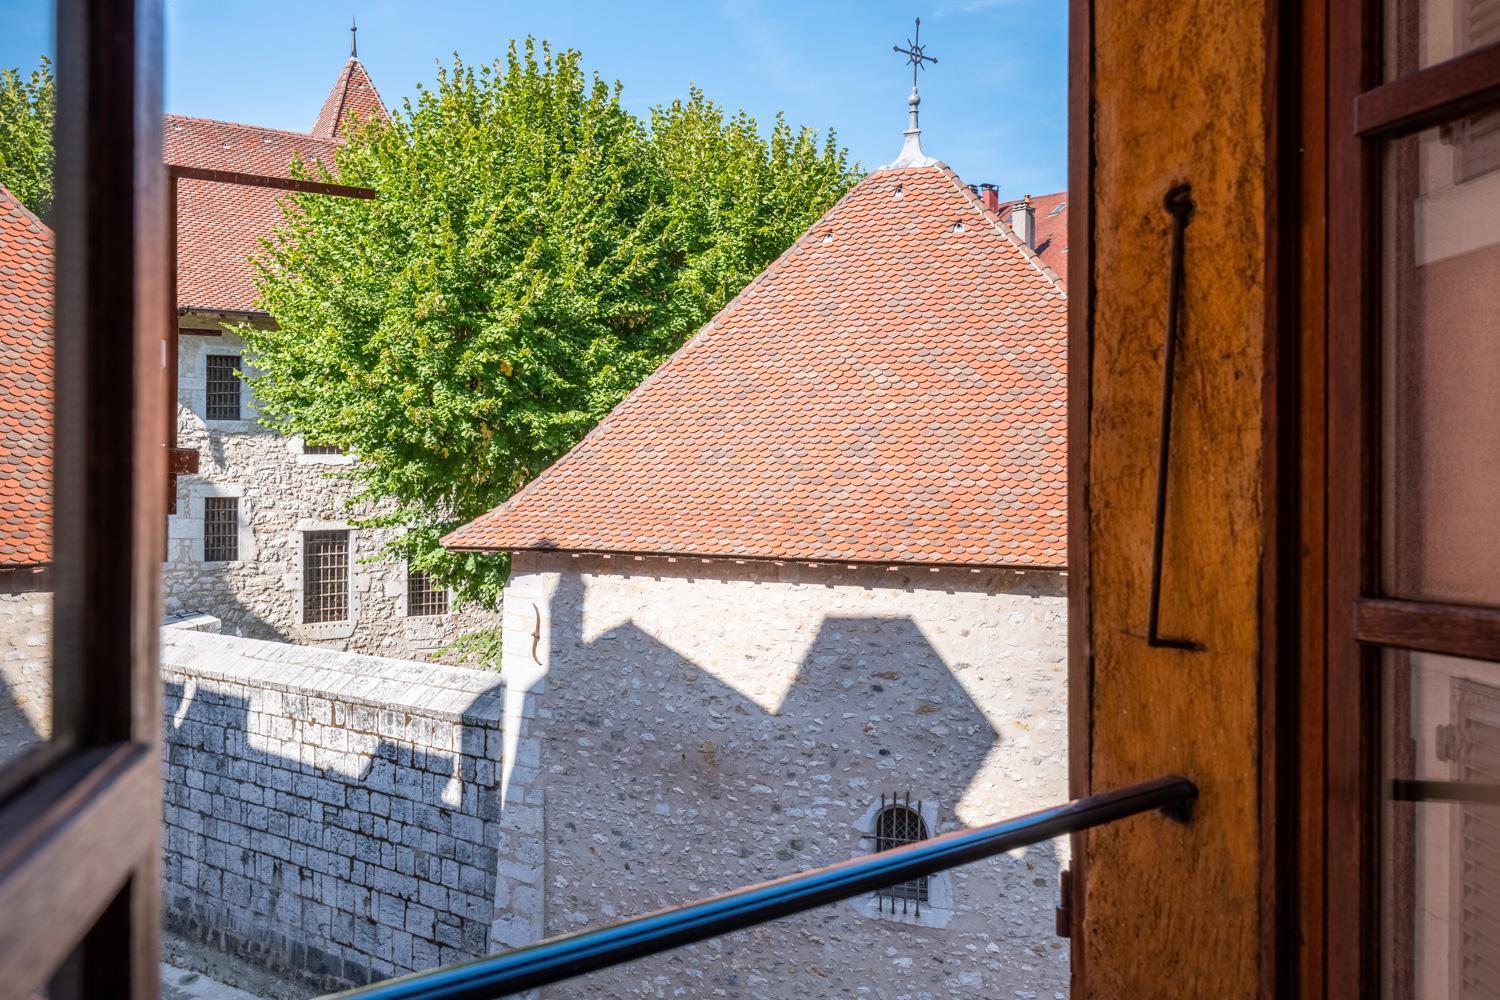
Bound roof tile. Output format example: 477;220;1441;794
444;164;1069;569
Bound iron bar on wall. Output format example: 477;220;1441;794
329;775;1197;1000
1147;183;1202;650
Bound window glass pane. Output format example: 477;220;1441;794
1382;114;1500;606
1382;650;1500;998
1386;0;1500;81
0;4;55;769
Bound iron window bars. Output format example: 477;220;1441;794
407;569;449;617
202;497;238;562
205;354;241;421
304;443;345;455
303;530;350;623
871;792;930;913
329;775;1197;1000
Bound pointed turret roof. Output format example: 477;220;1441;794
311;57;389;139
445;164;1069;569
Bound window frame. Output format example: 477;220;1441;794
201;496;239;563
302;528;352;625
405;567;449;618
1320;6;1500;994
0;2;168;995
203;353;242;422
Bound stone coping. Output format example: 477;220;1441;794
160;627;503;725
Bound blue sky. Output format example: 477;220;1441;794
1;0;1066;195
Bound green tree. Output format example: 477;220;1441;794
245;40;856;608
0;58;55;219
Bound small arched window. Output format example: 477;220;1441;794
872;793;930;912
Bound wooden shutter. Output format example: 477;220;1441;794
1456;0;1500;181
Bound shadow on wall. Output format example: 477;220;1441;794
0;670;40;762
533;570;1066;995
161;672;504;993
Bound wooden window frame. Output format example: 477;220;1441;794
1314;5;1500;996
0;0;167;996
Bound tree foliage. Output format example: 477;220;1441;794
0;58;55;219
244;40;858;607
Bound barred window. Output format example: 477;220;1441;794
205;355;241;421
202;497;238;562
303;530;349;624
407;569;449;617
871;794;930;913
303;442;344;455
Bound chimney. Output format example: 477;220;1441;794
1010;194;1035;249
979;182;1000;215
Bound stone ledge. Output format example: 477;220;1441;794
161;628;503;724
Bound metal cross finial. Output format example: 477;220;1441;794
892;17;937;90
350;16;358;59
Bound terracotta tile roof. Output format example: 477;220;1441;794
165;60;387;313
996;191;1068;287
311;59;388;139
0;186;52;567
445;164;1068;569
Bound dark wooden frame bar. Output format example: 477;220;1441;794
1354;598;1500;663
1355;40;1500;137
1064;0;1093;987
0;0;167;996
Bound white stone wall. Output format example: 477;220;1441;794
500;551;1070;999
0;588;49;762
160;626;536;993
166;327;493;659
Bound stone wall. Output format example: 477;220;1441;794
0;587;49;762
500;551;1070;999
166;326;493;659
160;626;536;993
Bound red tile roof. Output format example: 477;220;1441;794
445;164;1068;569
0;186;52;568
165;60;388;313
997;192;1068;285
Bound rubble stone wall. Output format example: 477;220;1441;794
0;586;49;761
160;626;538;993
501;551;1070;999
165;327;493;660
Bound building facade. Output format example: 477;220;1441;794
161;58;492;658
0;185;52;763
448;110;1072;995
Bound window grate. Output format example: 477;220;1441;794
205;355;242;421
870;793;931;915
407;569;449;617
303;530;350;624
303;442;344;455
202;497;238;562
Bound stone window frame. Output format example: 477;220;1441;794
178;332;259;435
179;482;256;567
288;435;357;467
292;519;361;640
402;565;452;619
846;796;955;928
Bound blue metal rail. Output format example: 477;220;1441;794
329;775;1196;1000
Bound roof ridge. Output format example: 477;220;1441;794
164;113;341;147
935;165;1066;297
